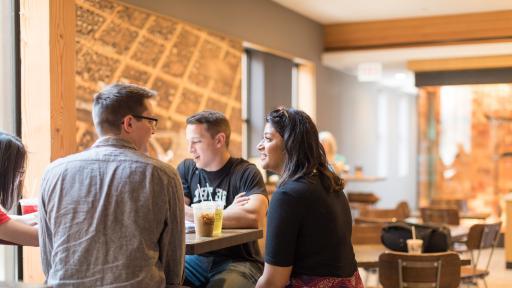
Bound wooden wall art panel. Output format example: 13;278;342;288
75;0;243;166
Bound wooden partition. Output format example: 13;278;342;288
20;0;76;282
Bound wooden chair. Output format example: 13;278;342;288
352;222;385;287
347;191;380;205
420;207;460;225
358;201;410;223
348;191;380;220
459;222;501;288
431;198;468;213
379;251;461;288
396;201;411;218
352;222;385;245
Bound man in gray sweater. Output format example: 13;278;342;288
39;83;185;287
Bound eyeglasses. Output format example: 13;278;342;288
132;114;159;130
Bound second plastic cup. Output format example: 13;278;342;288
19;198;38;215
192;202;216;237
212;201;224;236
407;239;423;254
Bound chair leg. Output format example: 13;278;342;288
363;268;370;287
363;268;379;288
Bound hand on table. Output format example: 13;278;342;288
226;192;250;210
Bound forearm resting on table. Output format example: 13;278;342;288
0;219;39;246
222;194;267;229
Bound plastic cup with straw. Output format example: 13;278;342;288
407;225;423;254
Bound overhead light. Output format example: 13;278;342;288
394;72;407;81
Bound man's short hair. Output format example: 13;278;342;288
92;83;156;136
186;110;231;147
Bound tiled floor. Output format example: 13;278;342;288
360;248;512;287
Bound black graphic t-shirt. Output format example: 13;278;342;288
178;157;268;262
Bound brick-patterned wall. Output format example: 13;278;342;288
75;0;243;166
418;84;512;216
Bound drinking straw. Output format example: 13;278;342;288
197;184;204;202
412;226;416;240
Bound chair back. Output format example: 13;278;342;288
352;223;385;245
396;201;411;218
465;222;501;270
430;198;468;213
379;251;461;288
347;191;380;205
420;207;460;225
360;208;400;219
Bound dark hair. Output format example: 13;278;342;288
265;107;344;193
186;110;231;147
92;83;156;136
0;132;27;210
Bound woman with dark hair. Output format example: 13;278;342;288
255;107;362;288
0;132;38;246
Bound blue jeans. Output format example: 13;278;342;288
184;255;263;288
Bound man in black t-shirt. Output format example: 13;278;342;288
178;110;268;288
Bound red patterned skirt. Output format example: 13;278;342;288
285;271;364;288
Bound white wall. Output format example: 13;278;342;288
317;67;418;209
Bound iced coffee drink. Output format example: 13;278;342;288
192;202;216;237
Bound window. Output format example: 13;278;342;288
377;92;388;177
244;49;294;160
0;0;20;281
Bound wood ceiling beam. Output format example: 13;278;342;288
408;55;512;72
324;10;512;51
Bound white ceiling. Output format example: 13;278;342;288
272;0;512;24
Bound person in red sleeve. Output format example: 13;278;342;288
0;132;38;246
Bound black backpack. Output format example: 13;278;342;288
381;221;452;253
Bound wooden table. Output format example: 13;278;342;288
186;229;263;255
354;244;471;269
342;175;386;182
410;210;491;220
459;212;491;220
355;244;388;269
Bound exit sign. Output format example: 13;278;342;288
357;62;382;82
